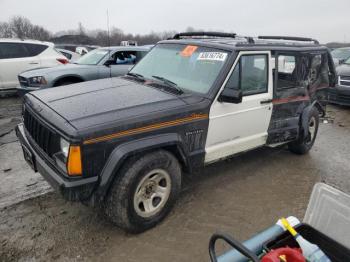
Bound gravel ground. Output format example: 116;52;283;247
0;96;349;262
0;96;52;209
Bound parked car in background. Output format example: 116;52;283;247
54;44;99;55
328;57;350;106
0;39;68;93
56;48;81;62
121;40;138;46
17;46;151;95
75;46;89;55
331;47;350;66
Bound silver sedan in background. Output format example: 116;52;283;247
56;48;81;62
17;45;151;95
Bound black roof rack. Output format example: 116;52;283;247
258;36;319;44
172;31;237;39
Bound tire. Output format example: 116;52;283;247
288;107;319;155
104;150;181;233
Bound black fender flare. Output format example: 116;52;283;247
95;133;188;200
300;101;319;139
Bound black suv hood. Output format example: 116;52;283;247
29;77;188;131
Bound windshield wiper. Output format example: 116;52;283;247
127;72;145;81
151;75;183;94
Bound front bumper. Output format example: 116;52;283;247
328;85;350;106
16;123;98;201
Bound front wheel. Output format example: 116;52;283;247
104;150;181;233
288;108;319;155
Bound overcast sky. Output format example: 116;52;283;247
0;0;349;43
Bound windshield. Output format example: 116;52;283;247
75;49;109;65
129;44;230;94
331;49;350;60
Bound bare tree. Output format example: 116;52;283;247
159;30;178;40
94;30;110;46
29;25;51;41
78;22;86;36
1;16;51;40
9;16;32;39
0;15;201;47
0;22;13;38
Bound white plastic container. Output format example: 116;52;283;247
304;182;350;248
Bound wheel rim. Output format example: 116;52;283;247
133;169;171;218
306;116;316;145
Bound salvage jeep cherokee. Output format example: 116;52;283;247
16;32;336;232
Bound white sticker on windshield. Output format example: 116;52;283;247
197;52;227;61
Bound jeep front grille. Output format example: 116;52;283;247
23;109;54;156
339;76;350;87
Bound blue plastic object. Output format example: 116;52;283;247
218;216;300;262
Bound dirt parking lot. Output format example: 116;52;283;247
0;97;349;262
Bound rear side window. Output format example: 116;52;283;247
23;43;48;57
309;53;330;89
276;53;329;90
225;54;268;96
276;55;297;89
0;43;28;59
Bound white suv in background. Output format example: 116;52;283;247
0;39;68;92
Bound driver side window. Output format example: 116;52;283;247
224;54;268;96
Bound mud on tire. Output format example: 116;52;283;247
104;150;181;233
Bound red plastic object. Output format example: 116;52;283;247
57;58;69;64
261;247;305;262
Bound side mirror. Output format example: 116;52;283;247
104;59;114;67
333;58;340;67
218;89;242;104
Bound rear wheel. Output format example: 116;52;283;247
288;108;319;155
104;150;181;233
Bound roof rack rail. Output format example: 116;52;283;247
172;31;237;39
258;36;319;44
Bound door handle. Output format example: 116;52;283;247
29;62;39;65
260;99;272;104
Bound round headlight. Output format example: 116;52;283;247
60;138;70;158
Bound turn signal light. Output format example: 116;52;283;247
67;146;82;176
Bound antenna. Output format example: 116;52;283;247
106;9;112;78
107;9;111;47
